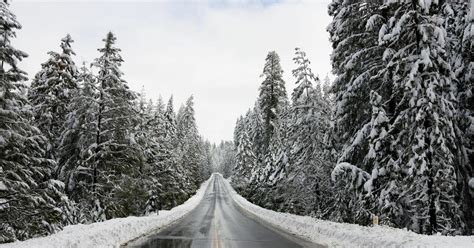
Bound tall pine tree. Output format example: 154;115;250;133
28;34;78;167
258;51;288;150
376;0;464;234
1;1;72;242
58;62;98;205
89;32;138;220
327;0;385;167
444;0;474;232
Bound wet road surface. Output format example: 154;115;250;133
124;174;321;248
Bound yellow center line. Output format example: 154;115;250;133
212;215;218;248
212;203;223;248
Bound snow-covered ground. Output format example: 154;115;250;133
0;175;213;248
223;178;474;248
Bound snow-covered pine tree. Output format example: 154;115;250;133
198;140;213;182
378;0;464;234
143;96;180;212
90;32;138;220
326;0;389;227
210;142;233;177
327;0;385;167
28;34;78;167
232;130;256;193
248;130;278;208
235;110;262;192
258;51;288;150
243;51;290;204
176;103;185;146
123;89;157;215
444;0;474;232
282;48;334;217
155;96;187;208
330;162;371;224
164;96;178;153
0;1;73;241
233;115;245;148
133;88;154;172
252;117;292;211
219;141;237;178
291;48;316;104
322;74;332;100
330;91;391;226
177;96;202;190
141;98;163;214
151;96;167;148
360;90;396;226
57;63;98;205
247;104;265;159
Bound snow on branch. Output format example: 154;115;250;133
331;162;370;190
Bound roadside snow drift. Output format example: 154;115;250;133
223;178;474;248
0;175;213;248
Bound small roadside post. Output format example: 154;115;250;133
372;214;379;226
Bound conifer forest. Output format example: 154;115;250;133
0;0;473;247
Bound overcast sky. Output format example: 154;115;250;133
12;0;332;143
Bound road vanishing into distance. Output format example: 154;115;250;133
125;174;322;248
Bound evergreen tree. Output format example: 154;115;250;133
164;96;178;153
360;90;394;226
283;48;334;217
0;1;72;241
154;96;187;208
377;0;464;234
291;48;316;104
143;96;177;212
134;88;153;173
151;96;167;148
232;130;256;193
198;140;213;182
330;162;371;224
28;34;78;166
233;115;245;148
58;63;98;205
211;141;236;178
247;104;265;158
444;0;474;232
258;51;288;149
130;90;158;215
177;96;202;190
89;32;138;220
322;75;332;100
327;0;385;167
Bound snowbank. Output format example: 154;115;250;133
1;175;213;248
223;178;474;248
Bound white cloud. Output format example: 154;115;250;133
11;0;332;143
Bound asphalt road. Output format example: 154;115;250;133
125;174;321;248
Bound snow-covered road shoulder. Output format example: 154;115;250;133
1;175;213;248
223;178;474;248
